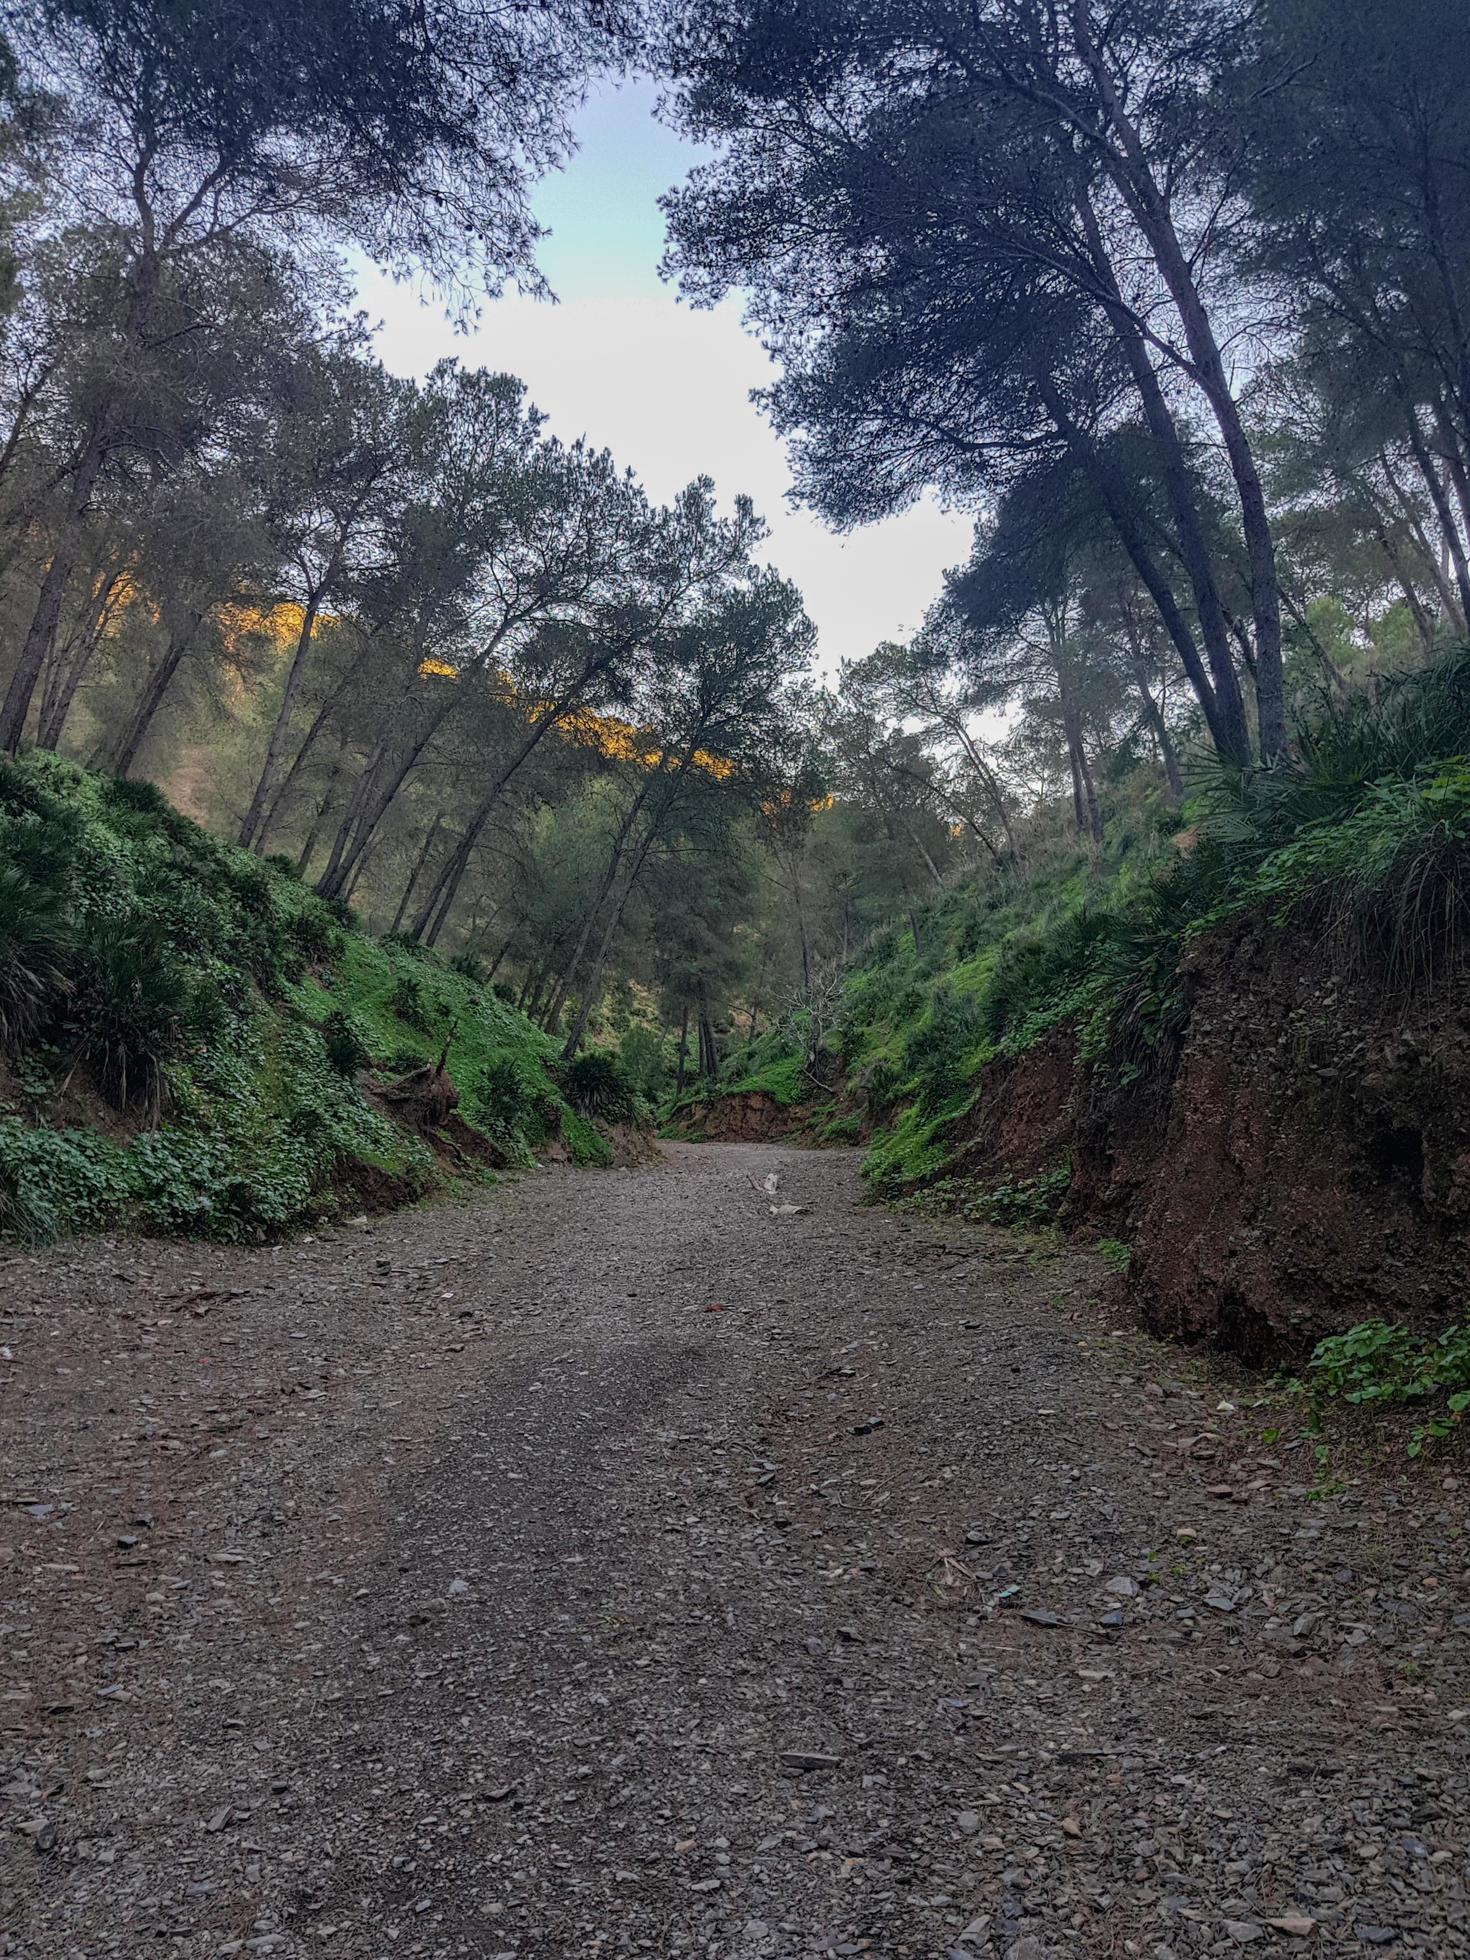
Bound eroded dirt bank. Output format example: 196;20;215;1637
951;927;1470;1358
4;1145;1469;1957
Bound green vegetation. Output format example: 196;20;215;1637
1096;1238;1133;1277
683;647;1470;1208
0;753;611;1242
1297;1319;1470;1457
3;0;1470;1329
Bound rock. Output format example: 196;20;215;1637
780;1749;841;1771
1020;1609;1063;1628
1105;1575;1140;1597
1266;1914;1316;1938
956;1810;979;1833
1224;1924;1263;1943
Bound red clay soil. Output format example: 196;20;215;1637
941;923;1470;1361
677;1089;814;1142
947;1025;1078;1185
1117;925;1470;1359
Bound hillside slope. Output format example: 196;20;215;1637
677;653;1470;1359
0;752;613;1243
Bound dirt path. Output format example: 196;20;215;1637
4;1144;1469;1958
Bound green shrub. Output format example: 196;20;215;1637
0;753;583;1247
476;1055;534;1130
388;969;431;1030
1096;1236;1132;1274
0;1119;129;1240
71;918;197;1113
562;1108;613;1165
903;984;986;1111
975;1166;1071;1227
99;774;169;820
563;1049;636;1123
618;1024;668;1101
1298;1317;1470;1456
0;863;73;1054
321;1008;370;1076
285;905;343;971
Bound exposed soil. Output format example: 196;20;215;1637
676;1091;815;1143
937;931;1470;1359
1117;929;1470;1358
4;1145;1469;1958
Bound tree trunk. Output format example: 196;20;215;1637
1138;677;1184;799
558;870;638;1061
1040;376;1240;761
1377;450;1467;631
792;862;812;996
316;617;571;903
697;983;719;1080
1060;692;1102;845
38;566;123;751
542;782;655;1032
559;738;703;1058
1078;91;1285;757
1117;595;1184;799
112;618;203;776
257;674;352;849
1406;404;1470;626
409;711;580;945
943;714;1018;860
343;834;376;905
239;590;324;849
674;1001;690;1096
0;438;106;754
389;812;444;937
315;748;384;898
293;755;345;878
1433;401;1470;545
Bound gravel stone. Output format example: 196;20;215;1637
3;1142;1467;1955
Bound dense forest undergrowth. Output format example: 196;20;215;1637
0;751;639;1243
674;650;1470;1364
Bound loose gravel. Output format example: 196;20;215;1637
3;1143;1468;1958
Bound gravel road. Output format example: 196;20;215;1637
4;1143;1468;1958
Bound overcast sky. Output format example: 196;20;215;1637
356;77;973;676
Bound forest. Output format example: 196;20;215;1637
7;6;1470;1952
0;0;1466;1342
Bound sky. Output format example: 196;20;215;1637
356;77;973;676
